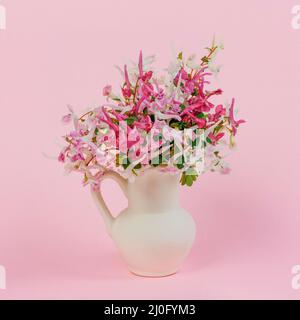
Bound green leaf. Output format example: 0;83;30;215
170;121;179;129
134;163;142;170
177;52;183;60
179;121;188;130
196;112;206;119
191;88;199;96
192;138;200;148
206;137;212;144
201;56;209;64
126;116;138;126
185;175;194;187
176;163;184;170
122;160;131;170
213;122;223;134
180;169;198;187
153;133;163;142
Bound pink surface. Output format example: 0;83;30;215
0;0;300;300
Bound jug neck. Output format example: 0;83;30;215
127;168;180;212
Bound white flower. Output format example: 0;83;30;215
186;54;201;69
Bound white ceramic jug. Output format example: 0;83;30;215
91;168;196;277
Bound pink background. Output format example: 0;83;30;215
0;0;300;300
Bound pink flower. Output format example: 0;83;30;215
58;152;65;162
110;109;127;121
184;80;195;93
103;85;112;96
141;82;153;98
122;65;131;99
133;115;152;132
128;147;143;162
122;87;131;99
174;67;189;86
215;105;226;116
208;132;225;145
206;89;223;99
221;167;231;174
185;112;206;128
98;107;119;133
58;46;245;188
61;114;72;124
194;117;206;129
141;71;153;82
229;98;245;135
208;105;226;122
70;153;84;162
70;130;79;138
126;127;142;149
132;96;146;114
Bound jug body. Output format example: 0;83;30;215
91;168;196;277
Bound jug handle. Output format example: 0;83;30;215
91;171;128;236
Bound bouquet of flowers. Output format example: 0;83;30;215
58;40;245;187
